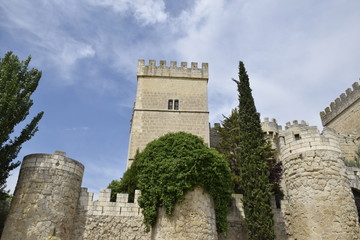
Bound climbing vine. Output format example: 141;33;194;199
134;132;232;233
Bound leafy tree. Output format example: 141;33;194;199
126;132;232;233
234;61;275;240
108;153;139;202
214;108;242;193
0;194;11;236
0;51;44;198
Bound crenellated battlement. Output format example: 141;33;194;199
79;188;142;216
284;120;308;129
137;59;208;79
279;122;341;160
21;151;84;178
320;81;360;126
261;117;282;134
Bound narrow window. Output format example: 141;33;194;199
294;134;301;140
168;100;173;110
352;188;360;223
174;100;179;110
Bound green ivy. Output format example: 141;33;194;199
134;132;232;233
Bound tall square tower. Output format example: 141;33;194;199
127;60;210;168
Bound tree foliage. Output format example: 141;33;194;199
108;153;139;202
234;61;275;240
0;51;43;198
111;132;232;233
214;108;242;193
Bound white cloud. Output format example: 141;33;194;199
65;126;90;131
0;0;96;84
88;0;167;25
167;0;360;127
132;0;167;24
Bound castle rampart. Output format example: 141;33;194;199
279;124;360;239
320;81;360;132
78;188;142;217
2;151;84;240
72;188;149;239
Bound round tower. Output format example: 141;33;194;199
279;122;360;239
2;151;84;240
261;117;281;160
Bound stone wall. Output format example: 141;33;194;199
2;151;84;240
127;60;209;168
280;123;360;239
72;188;149;239
74;188;288;240
338;131;360;162
218;194;248;240
151;187;217;240
348;167;360;190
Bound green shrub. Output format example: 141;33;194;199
108;157;138;202
135;132;232;233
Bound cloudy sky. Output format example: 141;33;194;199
1;0;360;196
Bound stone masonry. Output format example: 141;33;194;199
151;187;217;240
127;60;210;168
279;122;360;239
2;151;84;240
320;81;360;133
72;188;149;239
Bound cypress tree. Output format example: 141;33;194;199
234;61;275;239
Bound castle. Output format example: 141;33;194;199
1;60;360;240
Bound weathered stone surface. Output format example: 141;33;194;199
280;125;360;240
127;60;210;168
2;151;84;240
73;214;149;240
151;187;217;240
320;81;360;132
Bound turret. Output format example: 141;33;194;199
279;124;359;239
2;151;84;240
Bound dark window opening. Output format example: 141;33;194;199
174;100;179;110
294;134;301;140
168;100;173;110
352;188;360;223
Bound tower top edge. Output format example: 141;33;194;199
320;81;360;126
137;59;209;79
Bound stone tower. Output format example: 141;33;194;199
279;122;360;239
2;151;84;240
127;60;210;168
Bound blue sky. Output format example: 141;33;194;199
1;0;360;196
